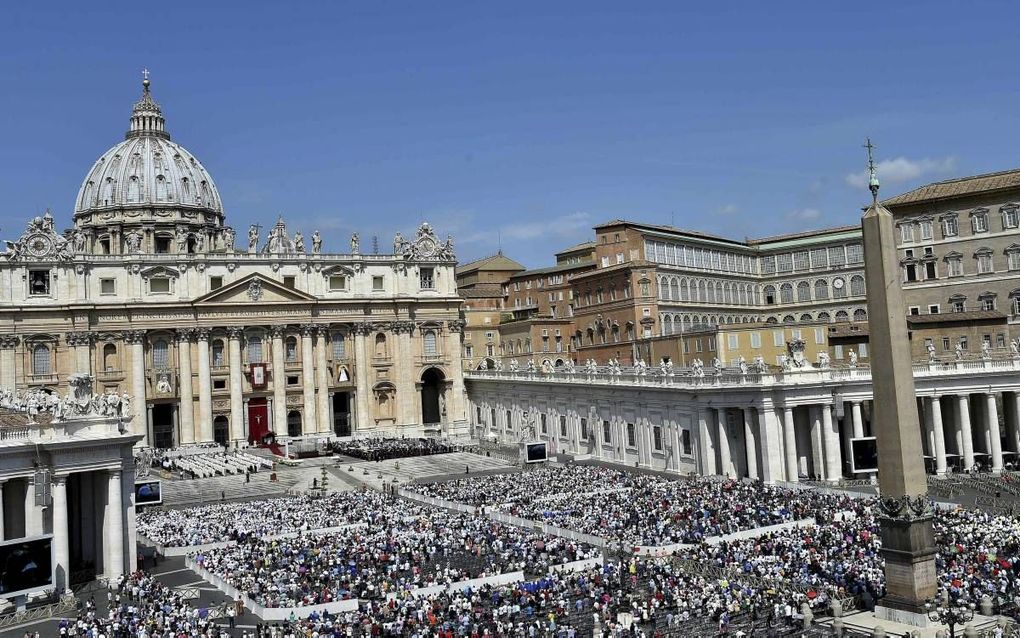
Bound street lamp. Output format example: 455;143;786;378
926;592;975;638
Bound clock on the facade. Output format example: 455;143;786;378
832;278;845;289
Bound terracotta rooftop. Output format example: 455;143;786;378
905;310;1007;325
556;240;596;255
459;284;505;299
881;167;1020;207
748;225;860;245
455;252;525;275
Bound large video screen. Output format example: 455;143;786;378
850;437;879;473
135;480;163;506
0;535;53;599
525;442;548;463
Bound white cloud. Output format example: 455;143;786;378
845;156;957;189
458;211;593;245
714;204;739;215
786;208;822;222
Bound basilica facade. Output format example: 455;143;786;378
0;77;467;449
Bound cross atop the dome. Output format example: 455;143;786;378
142;68;150;92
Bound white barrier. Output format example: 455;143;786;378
704;517;816;545
398;489;480;515
155;522;369;557
548;556;603;574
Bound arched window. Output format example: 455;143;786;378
817;311;831;323
679;279;689;301
780;283;794;304
797;281;811;302
850;275;866;296
103;343;117;371
763;285;776;305
126;176;142;202
285;336;298;362
247;336;264;363
375;333;387;357
835;310;849;322
155;175;169;201
180;177;191;200
814;279;829;300
783;315;796;324
211;339;225;366
662;316;673;336
799;313;813;322
152;339;169;369
660;278;670;300
332;333;346;359
715;282;723;303
32;344;51;376
765;316;778;324
423;331;438;356
853;309;868;322
670;278;679;301
698;280;707;302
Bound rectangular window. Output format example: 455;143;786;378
773;330;785;347
149;277;170;294
28;270;51;296
653;425;663;451
793;251;809;270
948;259;963;277
942;337;951;350
859;343;868;357
603;420;611;444
329;275;347;291
909;306;920;315
626;423;636;447
1004;208;1019;229
761;256;776;274
681;430;692;455
580;418;588;440
213;379;226;390
920;220;933;240
559;415;567;437
287;375;300;386
372;276;384;291
978;254;994;274
776;253;793;272
420;267;435;289
727;334;739;349
928;305;940;314
100;278;116;295
815;328;824;344
834;345;843;359
973;214;988;233
750;332;761;348
695;339;702;353
283;276;296;289
1009;252;1020;271
960;337;968;350
997;334;1007;348
540;413;547;434
810;248;827;268
942;217;958;237
900;224;914;243
828;246;845;267
846;244;864;264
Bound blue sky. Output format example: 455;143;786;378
1;1;1018;267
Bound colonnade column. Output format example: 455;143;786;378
195;329;213;444
698;408;717;475
821;403;842;482
850;401;864;439
742;407;758;479
717;408;732;477
782;406;798;483
24;477;40;537
0;335;19;388
446;320;468;425
270;326;287;436
314;327;331;434
300;325;317;435
226;327;245;443
986;392;1003;473
758;405;784;484
125;331;148;444
52;474;69;593
1007;392;1020;459
353;323;372;431
930;396;948;476
105;470;124;578
176;330;195;445
393;322;415;426
957;395;975;471
0;480;5;540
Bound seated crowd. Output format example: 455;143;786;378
411;467;864;545
330;437;457;462
137;490;395;547
195;507;599;608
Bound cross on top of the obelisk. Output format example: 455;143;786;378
864;137;880;203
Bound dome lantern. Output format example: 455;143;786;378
126;69;169;140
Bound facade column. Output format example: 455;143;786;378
717;408;732;477
1005;391;1020;458
195;329;213;444
821;403;841;482
758;406;783;484
930;396;948;476
957;394;975;471
922;397;936;470
445;320;468;428
300;324;317;435
315;327;331;434
125;331;148;444
121;468;136;573
24;477;40;537
742;407;758;479
986;392;1003;473
809;406;824;480
851;401;864;439
176;330;195;445
782;406;798;483
52;474;69;592
226;327;245;443
0;335;19;388
393;322;415;426
353;323;372;431
66;332;93;375
105;470;124;578
270;326;287;437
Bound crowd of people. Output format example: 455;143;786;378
195;506;599;609
137;491;396;547
411;466;866;546
330;437;457;462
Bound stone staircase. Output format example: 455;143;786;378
159;470;301;507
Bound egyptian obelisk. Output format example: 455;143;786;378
861;140;937;624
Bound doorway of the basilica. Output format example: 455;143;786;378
151;404;174;449
332;392;351;437
213;415;229;445
247;398;269;443
421;368;445;425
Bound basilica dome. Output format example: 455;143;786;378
74;76;223;225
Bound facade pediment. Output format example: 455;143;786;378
193;273;317;305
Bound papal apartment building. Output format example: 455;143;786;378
0;77;468;449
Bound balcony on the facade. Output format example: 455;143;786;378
416;353;447;367
97;368;125;382
27;373;59;386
